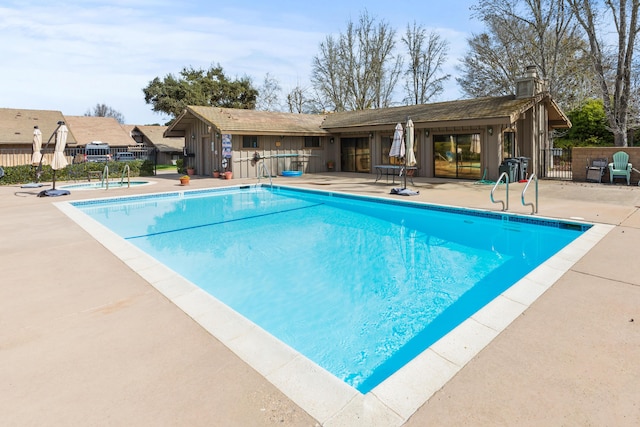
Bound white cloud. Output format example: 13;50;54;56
0;1;480;124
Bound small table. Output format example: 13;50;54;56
374;165;417;184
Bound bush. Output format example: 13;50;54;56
0;161;142;185
140;160;155;176
175;158;185;174
0;164;39;184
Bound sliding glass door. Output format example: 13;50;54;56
433;133;482;179
341;137;370;173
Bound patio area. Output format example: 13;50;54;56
1;171;639;426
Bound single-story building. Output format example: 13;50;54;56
0;110;174;166
165;67;571;181
65;115;134;147
129;125;183;165
0;108;77;166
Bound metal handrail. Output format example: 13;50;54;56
521;173;538;214
120;164;131;188
490;172;509;211
258;160;273;185
101;165;109;190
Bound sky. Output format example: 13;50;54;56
1;0;483;125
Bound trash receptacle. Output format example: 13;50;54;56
517;157;530;180
499;159;518;183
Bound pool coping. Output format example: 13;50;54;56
58;179;157;191
54;186;614;426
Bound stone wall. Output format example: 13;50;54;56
572;147;640;184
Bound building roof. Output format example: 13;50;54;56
321;95;571;130
166;106;329;137
135;125;183;152
165;94;570;138
64;115;135;147
0;108;78;146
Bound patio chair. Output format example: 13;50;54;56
608;151;632;185
585;157;608;183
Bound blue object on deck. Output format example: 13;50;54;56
281;170;303;177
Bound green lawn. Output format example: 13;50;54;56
156;164;178;172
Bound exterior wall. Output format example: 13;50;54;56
183;119;332;178
179;99;557;181
231;135;330;178
572;147;640;184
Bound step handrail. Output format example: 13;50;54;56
490;172;509;211
120;164;131;188
257;160;273;185
101;164;109;190
521;173;538;214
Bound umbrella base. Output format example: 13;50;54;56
390;187;420;196
37;189;70;197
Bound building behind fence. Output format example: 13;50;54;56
0;147;157;167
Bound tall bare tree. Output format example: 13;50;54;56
457;16;531;97
256;73;282;111
85;103;125;124
286;84;325;114
567;0;640;147
459;0;591;108
402;23;450;104
311;11;402;111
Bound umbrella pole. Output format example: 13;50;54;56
404;119;408;189
404;147;407;189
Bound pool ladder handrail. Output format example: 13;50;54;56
101;164;109;190
257;160;273;185
120;164;130;188
521;173;538;214
490;172;509;211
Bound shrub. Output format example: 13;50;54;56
0;161;143;185
176;158;187;174
140;160;155;176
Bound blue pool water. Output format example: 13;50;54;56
73;186;588;393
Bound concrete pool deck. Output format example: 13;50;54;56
2;172;639;426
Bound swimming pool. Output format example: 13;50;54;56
57;185;609;424
59;180;154;190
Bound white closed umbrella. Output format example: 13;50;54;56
50;124;68;189
31;126;43;166
405;119;416;167
51;124;68;170
404;119;416;189
389;123;404;160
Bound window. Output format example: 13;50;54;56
304;136;321;148
242;135;259;148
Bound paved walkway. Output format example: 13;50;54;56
1;172;639;426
